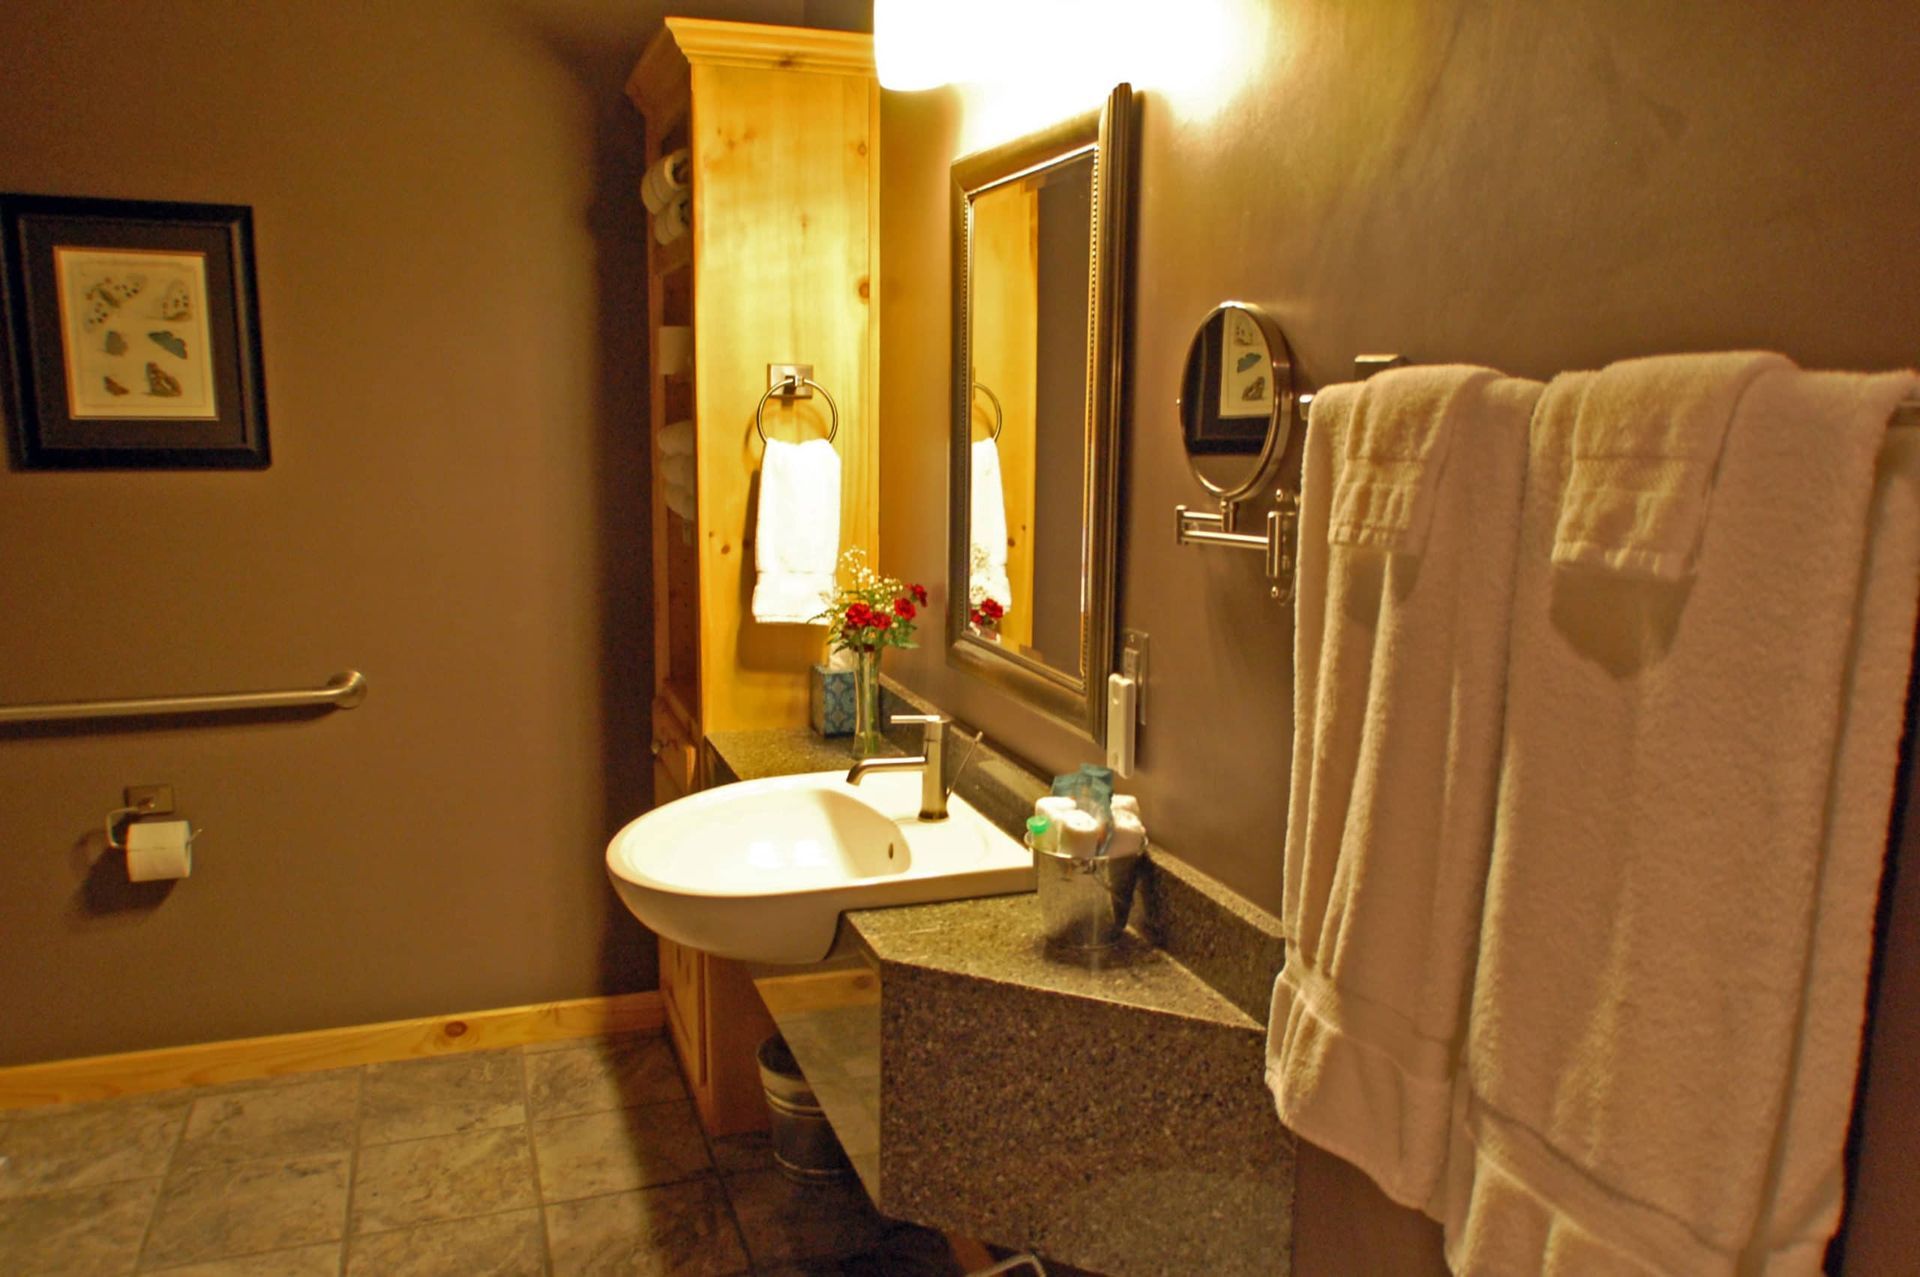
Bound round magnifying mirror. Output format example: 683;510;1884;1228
1177;301;1296;504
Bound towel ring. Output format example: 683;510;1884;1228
973;380;1004;442
754;376;839;446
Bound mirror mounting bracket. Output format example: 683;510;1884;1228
1175;353;1405;603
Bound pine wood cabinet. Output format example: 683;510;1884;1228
626;18;880;1137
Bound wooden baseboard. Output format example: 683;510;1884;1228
0;990;664;1110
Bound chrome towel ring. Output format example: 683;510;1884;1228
754;375;839;446
973;380;1004;442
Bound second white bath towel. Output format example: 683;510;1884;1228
1443;363;1920;1275
1266;366;1541;1212
750;437;840;624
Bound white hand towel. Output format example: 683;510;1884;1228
751;437;841;624
1552;350;1789;578
640;147;690;214
1330;364;1500;552
1266;370;1541;1213
1442;364;1920;1275
969;438;1013;612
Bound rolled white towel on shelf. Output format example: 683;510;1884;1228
640;147;690;214
659;452;693;493
658;419;694;458
663;481;695;522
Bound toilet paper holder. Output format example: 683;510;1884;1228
105;803;202;852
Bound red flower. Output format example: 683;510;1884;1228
873;613;893;631
979;597;1004;620
893;597;916;620
845;602;873;628
910;583;928;605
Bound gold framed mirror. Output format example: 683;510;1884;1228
946;84;1132;739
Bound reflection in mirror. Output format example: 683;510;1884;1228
1177;301;1294;505
949;85;1131;739
965;154;1092;667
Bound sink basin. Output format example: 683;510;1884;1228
606;769;1035;965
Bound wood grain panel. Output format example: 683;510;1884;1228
0;992;664;1110
690;56;880;732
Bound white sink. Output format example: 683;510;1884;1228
605;768;1035;965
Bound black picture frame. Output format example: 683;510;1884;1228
1;193;269;470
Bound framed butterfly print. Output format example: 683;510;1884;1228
1;194;269;469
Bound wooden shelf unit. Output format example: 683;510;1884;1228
626;17;881;1138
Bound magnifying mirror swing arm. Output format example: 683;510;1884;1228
1174;352;1406;604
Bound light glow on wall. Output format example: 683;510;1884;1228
876;0;1269;152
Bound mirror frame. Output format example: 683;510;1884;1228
946;83;1132;740
1178;301;1296;506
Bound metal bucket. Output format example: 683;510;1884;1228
1031;840;1144;951
756;1034;854;1184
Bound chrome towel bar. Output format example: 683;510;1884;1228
0;670;367;725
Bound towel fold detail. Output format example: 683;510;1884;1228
1329;365;1501;553
1551;351;1790;578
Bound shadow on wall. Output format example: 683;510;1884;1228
513;11;666;997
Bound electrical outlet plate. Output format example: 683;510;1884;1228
124;784;174;815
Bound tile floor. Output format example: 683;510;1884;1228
0;1033;965;1276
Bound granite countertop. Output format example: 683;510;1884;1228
844;895;1257;1031
703;727;880;781
704;710;1294;1275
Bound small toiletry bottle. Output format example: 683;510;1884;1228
1026;814;1054;855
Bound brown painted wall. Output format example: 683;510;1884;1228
0;0;822;1067
879;3;1920;1272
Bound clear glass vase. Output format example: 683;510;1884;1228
851;646;884;760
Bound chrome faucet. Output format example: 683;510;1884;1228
845;713;954;821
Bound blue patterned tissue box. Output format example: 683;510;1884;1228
811;664;856;737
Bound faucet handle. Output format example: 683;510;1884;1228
889;713;949;726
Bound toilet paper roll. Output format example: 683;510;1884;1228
126;819;194;882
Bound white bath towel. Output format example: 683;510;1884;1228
1266;369;1541;1213
969;438;1013;613
1552;350;1789;579
750;437;840;624
1330;365;1500;552
1442;364;1920;1275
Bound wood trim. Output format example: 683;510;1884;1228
664;18;874;75
0;991;664;1110
626;23;691;116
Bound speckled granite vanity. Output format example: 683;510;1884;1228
708;687;1295;1276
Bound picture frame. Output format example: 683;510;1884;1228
1;194;269;469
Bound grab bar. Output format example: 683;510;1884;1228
0;670;368;725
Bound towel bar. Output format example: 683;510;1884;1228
0;671;368;725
